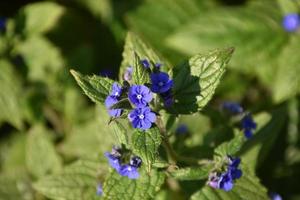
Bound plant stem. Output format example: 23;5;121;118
157;117;214;166
157;117;178;164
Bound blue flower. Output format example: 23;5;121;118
128;85;153;108
124;66;133;81
96;183;103;196
241;113;256;139
141;59;150;68
218;172;234;191
104;150;121;171
130;156;142;168
105;83;123;117
222;102;243;114
119;164;140;179
110;83;122;98
128;107;156;130
282;13;300;32
0;17;6;31
208;156;242;191
270;193;282;200
176;124;188;135
105;96;122;117
150;72;173;93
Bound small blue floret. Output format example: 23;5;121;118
124;66;133;81
241;113;257;139
128;107;156;130
96;183;103;196
141;59;150;68
222;102;243;114
128;85;153;108
150;72;173;94
282;13;300;32
119;164;140;179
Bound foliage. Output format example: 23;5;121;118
0;0;299;199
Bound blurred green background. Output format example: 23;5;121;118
0;0;299;199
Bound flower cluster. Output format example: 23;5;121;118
105;147;142;179
221;101;256;139
282;13;300;32
208;156;242;191
105;58;174;130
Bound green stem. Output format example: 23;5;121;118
157;117;214;166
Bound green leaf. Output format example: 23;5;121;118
169;48;233;114
110;98;132;110
190;166;269;200
73;0;112;22
34;157;101;200
119;32;168;81
103;168;165;200
62;105;115;158
128;1;287;86
26;125;62;178
132;53;150;85
110;120;129;147
16;36;64;82
19;2;65;35
273;36;300;103
70;69;114;104
214;131;244;158
0;60;24;129
170;165;213;181
132;126;162;170
127;0;215;63
0;170;32;200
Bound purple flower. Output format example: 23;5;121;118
104;151;121;171
222;102;243;114
141;59;150;68
96;183;103;196
119;164;139;179
128;107;156;130
208;173;220;189
282;13;300;32
270;193;282;200
110;83;122;98
241;113;256;139
130;156;142;168
105;83;123;117
124;66;133;81
150;72;173;93
218;172;234;191
105;96;122;117
128;85;153;108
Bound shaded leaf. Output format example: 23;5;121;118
214;131;244;158
169;48;233;114
132;53;150;85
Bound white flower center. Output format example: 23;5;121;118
158;81;164;86
139;114;145;119
114;92;119;96
137;94;142;99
